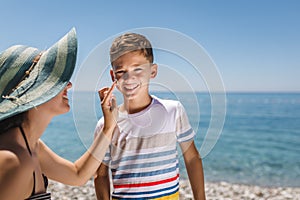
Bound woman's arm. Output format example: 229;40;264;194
38;130;112;186
39;82;117;186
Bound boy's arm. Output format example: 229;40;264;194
181;140;206;200
94;163;111;200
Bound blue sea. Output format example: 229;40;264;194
42;92;300;187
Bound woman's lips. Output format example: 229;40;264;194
63;92;69;100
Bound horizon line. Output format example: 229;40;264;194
71;89;300;94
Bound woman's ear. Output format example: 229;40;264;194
150;64;158;78
110;69;115;82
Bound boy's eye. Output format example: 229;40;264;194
115;70;125;75
134;68;142;72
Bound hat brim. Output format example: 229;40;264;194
0;28;77;121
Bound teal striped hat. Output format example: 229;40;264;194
0;28;77;121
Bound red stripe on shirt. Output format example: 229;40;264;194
114;174;179;189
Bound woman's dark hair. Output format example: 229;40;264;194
0;112;27;133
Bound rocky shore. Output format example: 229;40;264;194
48;179;300;200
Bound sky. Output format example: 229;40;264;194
1;0;300;92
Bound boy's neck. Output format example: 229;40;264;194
121;94;152;114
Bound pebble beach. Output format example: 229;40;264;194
48;179;300;200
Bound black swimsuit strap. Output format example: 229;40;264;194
32;172;36;196
19;126;35;196
19;126;32;156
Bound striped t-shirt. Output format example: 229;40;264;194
94;96;195;199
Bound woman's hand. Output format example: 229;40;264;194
98;81;118;132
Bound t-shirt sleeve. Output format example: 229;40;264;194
175;102;196;143
94;118;111;165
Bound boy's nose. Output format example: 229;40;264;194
122;71;134;80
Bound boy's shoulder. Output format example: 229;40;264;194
152;95;183;111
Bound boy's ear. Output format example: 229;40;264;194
110;69;115;82
150;64;158;78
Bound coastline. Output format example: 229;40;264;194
48;179;300;200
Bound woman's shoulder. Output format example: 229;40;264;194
0;150;26;186
0;146;33;174
0;150;20;169
0;149;33;199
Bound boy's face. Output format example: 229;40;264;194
110;51;157;100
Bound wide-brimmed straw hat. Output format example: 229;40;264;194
0;28;77;121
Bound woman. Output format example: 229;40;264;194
0;28;117;199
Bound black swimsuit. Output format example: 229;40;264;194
19;126;51;200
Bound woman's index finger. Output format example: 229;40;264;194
100;81;117;103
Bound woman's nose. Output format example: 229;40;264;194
67;82;72;89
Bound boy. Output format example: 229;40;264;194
94;33;206;199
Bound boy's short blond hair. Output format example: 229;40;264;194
110;33;153;66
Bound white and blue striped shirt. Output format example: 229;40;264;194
95;96;195;199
